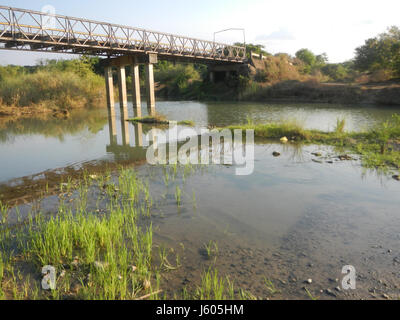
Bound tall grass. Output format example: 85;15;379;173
334;118;346;134
0;70;104;110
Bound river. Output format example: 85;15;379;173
1;101;400;299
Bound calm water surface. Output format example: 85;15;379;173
0;100;399;183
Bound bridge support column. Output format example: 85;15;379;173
145;63;156;116
144;53;157;116
131;62;142;118
105;67;117;145
117;65;128;110
105;67;115;110
134;123;143;147
117;65;130;146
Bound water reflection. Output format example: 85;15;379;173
0;100;398;184
106;108;147;162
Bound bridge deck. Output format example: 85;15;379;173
0;6;246;64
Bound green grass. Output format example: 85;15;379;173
0;168;157;300
264;277;280;296
128;114;169;125
177;120;195;126
223;114;400;171
175;185;182;207
194;268;235;300
0;166;255;300
128;114;195;127
203;241;218;259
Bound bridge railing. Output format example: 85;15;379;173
0;6;246;62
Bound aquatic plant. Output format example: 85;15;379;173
203;240;218;259
334;117;346;134
175;185;182;207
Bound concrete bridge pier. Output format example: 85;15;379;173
130;60;142;118
103;53;158;119
117;65;130;146
145;53;158;116
134;123;143;147
105;66;117;144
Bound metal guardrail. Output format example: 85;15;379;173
0;6;246;63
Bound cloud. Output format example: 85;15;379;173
256;28;296;41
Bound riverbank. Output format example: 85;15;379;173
154;78;400;106
240;80;400;106
0;60;106;118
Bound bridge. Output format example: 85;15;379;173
0;6;247;117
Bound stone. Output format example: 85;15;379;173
392;175;400;181
305;279;313;284
272;152;281;157
312;152;322;157
338;155;353;161
325;289;336;297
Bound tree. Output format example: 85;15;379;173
321;63;348;81
295;49;316;74
234;43;270;58
296;49;316;66
354;26;400;77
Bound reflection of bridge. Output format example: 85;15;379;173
0;6;247;119
106;107;147;161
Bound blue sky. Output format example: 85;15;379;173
1;0;400;65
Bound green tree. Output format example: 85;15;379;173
234;43;270;59
321;63;348;81
354;26;400;76
295;49;316;74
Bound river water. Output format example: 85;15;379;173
1;101;400;299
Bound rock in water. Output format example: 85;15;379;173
392;175;400;181
280;137;288;143
338;155;353;161
273;152;281;157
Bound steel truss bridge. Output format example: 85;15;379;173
0;5;246;64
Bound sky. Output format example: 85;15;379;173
1;0;400;65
